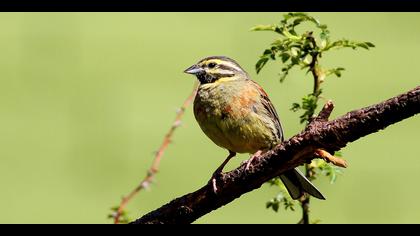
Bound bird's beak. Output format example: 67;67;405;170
184;64;204;75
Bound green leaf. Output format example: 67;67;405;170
256;57;269;74
284;200;295;211
293;18;304;26
287;12;309;18
279;72;288;83
266;199;279;212
327;67;346;78
270;39;283;46
109;206;131;224
280;53;291;63
290;103;301;112
266;188;296;213
312;219;322;224
356;42;370;50
335;67;345;77
270;53;276;60
314;160;344;184
302;54;311;65
279;63;295;82
283;30;302;40
267;177;281;186
251;24;277;32
272;202;279;212
356;42;375;50
365;42;375;47
318;24;328;30
263;49;272;55
295;93;320;123
320;31;329;40
291;56;300;65
282;13;292;21
289;28;298;36
302;94;318;110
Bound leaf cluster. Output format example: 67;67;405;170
254;13;373;215
290;93;320;124
266;178;296;212
311;159;344;184
108;206;131;224
252;12;374;82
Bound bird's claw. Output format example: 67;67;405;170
209;170;223;194
211;177;218;193
244;150;263;171
244;159;253;171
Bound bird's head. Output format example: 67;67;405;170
184;56;248;84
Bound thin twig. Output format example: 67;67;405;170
300;32;320;224
112;82;198;224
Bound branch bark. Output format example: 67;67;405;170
131;86;420;224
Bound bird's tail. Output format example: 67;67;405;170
279;168;326;200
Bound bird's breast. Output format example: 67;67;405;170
193;81;278;154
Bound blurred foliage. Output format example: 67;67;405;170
266;178;295;212
108;206;130;224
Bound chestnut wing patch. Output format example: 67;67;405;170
250;80;284;142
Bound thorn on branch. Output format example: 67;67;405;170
314;149;348;168
317;100;334;121
177;106;187;114
141;181;151;190
173;120;182;128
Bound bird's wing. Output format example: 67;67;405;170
250;80;284;142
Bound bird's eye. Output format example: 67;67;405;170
208;62;216;68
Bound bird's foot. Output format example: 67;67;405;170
208;151;236;194
244;150;263;171
209;169;223;194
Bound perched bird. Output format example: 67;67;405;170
184;56;325;200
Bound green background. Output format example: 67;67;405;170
0;13;419;224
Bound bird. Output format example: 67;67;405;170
184;56;325;200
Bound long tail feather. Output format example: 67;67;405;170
279;168;326;200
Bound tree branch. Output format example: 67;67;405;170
131;86;420;224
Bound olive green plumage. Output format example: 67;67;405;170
194;79;280;154
184;56;325;200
